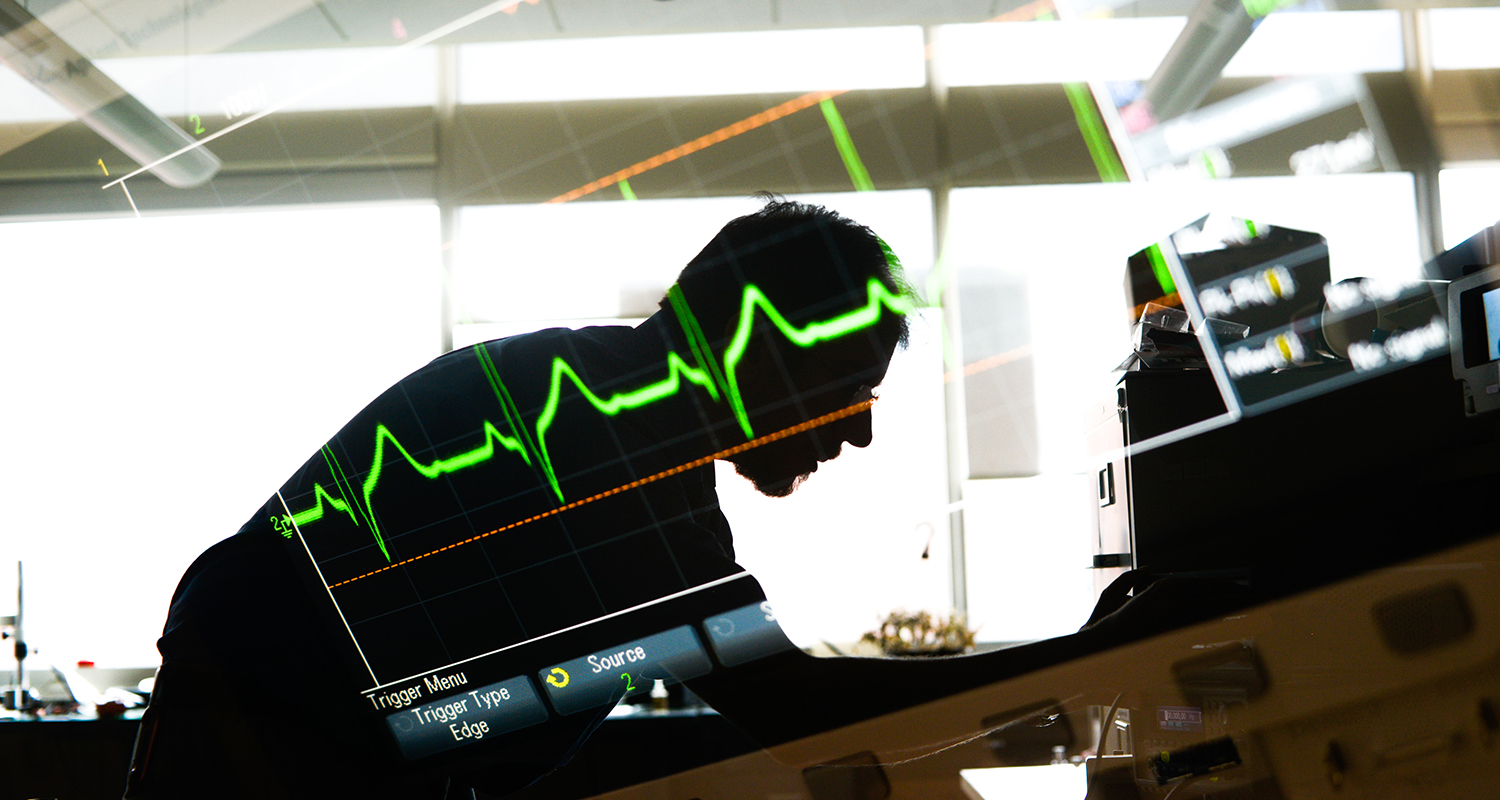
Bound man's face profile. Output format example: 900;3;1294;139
729;384;877;497
726;329;896;497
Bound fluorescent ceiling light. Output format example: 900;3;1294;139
940;18;1185;86
0;46;438;125
0;0;218;187
939;11;1403;87
459;27;927;104
1226;11;1403;75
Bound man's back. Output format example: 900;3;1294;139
133;198;918;798
138;321;742;798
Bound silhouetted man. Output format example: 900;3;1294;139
130;197;919;799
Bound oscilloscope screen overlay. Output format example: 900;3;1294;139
273;279;908;687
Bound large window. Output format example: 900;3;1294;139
1441;166;1500;249
1;204;440;665
948;173;1424;641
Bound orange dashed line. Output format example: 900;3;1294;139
546;89;846;204
328;0;1062;589
535;3;1055;205
942;343;1034;383
326;398;877;588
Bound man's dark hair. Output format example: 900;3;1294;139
672;195;914;349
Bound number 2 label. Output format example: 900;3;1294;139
270;515;293;538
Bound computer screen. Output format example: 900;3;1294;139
1457;275;1500;369
1485;286;1500;364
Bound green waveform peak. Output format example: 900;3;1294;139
283;278;912;562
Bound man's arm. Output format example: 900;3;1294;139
684;634;1087;751
685;576;1254;753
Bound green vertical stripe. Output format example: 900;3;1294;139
618;179;638;201
319;447;362;529
1063;82;1127;184
473;344;541;471
1146;244;1177;296
666;284;727;403
818;97;875;192
324;445;389;560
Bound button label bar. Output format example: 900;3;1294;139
541;626;711;716
385;675;548;759
704;601;797;667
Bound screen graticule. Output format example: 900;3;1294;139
276;279;912;687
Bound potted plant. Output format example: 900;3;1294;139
861;610;977;656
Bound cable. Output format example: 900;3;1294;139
1097;692;1123;756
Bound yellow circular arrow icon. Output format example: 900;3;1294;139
545;667;570;688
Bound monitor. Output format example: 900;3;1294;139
1449;263;1500;416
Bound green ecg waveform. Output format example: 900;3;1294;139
284;278;912;562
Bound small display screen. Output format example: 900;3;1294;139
1459;280;1500;369
1157;706;1203;733
1485;287;1500;364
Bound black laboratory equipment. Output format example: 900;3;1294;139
1091;217;1500;599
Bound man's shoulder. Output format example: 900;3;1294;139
471;323;660;378
490;323;643;352
395;324;640;389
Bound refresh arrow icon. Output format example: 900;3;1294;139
545;667;570;688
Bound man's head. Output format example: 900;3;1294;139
667;196;915;496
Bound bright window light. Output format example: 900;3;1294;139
963;476;1095;643
1440;166;1500;249
1429;7;1500;71
459;27;927;104
938;11;1403;87
456;196;761;323
0;204;441;666
454;190;934;324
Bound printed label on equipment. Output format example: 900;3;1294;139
385;675;548;759
540;626;711;716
